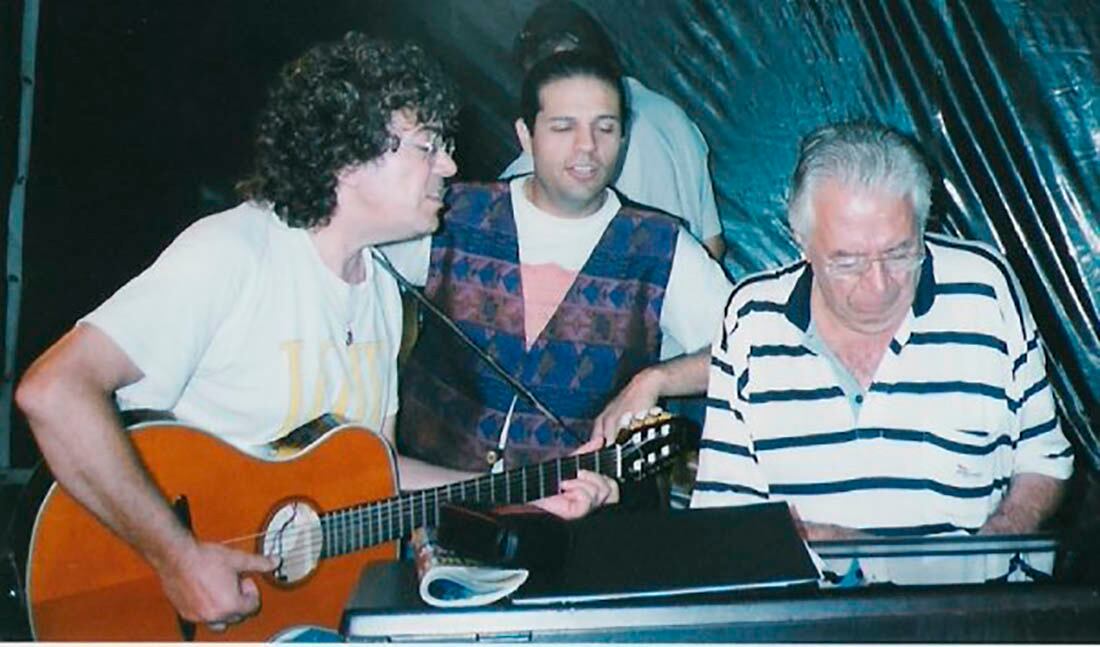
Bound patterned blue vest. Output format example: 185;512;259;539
397;182;679;471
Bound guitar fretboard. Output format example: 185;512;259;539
318;445;621;559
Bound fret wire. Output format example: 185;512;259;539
352;506;360;552
324;512;332;557
339;508;347;553
330;510;338;556
392;496;397;540
372;504;379;544
330;513;338;558
339;509;346;556
332;509;339;556
397;494;403;539
334;512;341;556
359;505;366;550
531;463;542;501
382;499;387;542
334;509;342;556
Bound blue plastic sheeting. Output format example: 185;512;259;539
414;0;1098;469
10;1;1098;470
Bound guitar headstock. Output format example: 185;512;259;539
613;411;695;483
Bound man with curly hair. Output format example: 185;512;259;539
18;33;605;635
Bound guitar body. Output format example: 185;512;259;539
26;422;399;642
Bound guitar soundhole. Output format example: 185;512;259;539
262;501;323;585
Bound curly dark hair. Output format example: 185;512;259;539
238;32;459;229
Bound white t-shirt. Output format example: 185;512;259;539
382;178;731;359
501;76;722;244
83;202;402;449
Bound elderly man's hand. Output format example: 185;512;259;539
787;504;871;541
531;437;619;519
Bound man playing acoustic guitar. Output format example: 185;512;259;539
16;33;615;638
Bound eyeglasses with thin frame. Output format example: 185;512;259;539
821;246;925;278
387;131;455;161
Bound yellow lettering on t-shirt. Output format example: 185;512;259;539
276;340;304;436
278;338;388;433
311;341;337;420
358;341;382;421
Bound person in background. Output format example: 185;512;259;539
501;0;726;262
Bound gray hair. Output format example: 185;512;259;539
787;122;932;244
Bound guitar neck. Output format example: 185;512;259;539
317;445;621;558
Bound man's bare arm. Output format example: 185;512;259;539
380;416;480;490
15;324;274;629
978;473;1066;534
590;350;711;443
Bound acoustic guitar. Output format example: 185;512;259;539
26;413;688;641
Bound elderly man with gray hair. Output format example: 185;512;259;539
690;122;1072;544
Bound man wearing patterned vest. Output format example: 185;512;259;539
384;51;731;512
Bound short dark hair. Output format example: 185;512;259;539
513;0;621;73
238;32;459;229
519;49;627;132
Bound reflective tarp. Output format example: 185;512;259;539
403;0;1098;468
11;0;1098;469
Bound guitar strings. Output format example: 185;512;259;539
215;447;609;555
206;443;646;568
